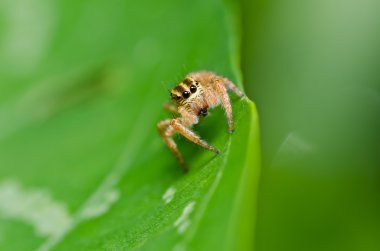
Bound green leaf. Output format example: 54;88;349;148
0;0;260;250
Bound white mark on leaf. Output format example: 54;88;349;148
162;186;176;204
79;188;120;219
174;201;196;234
0;179;72;237
173;243;187;251
37;88;161;251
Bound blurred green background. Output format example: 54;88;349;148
0;0;379;250
241;0;380;251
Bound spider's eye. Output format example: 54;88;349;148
190;85;197;93
182;91;190;99
172;94;181;100
195;82;199;85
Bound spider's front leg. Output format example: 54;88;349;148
157;117;220;171
157;119;188;171
163;103;178;114
170;118;220;154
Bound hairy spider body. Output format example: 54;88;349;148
157;71;245;171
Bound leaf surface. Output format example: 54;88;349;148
0;0;260;250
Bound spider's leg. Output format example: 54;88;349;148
171;118;220;154
157;119;188;172
212;79;235;133
222;77;245;98
163;103;178;114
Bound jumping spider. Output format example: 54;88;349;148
157;71;245;172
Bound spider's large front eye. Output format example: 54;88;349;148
190;85;197;93
182;91;190;99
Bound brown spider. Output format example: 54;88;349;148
157;71;245;171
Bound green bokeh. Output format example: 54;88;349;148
241;0;380;250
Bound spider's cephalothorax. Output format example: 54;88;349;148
157;71;245;171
